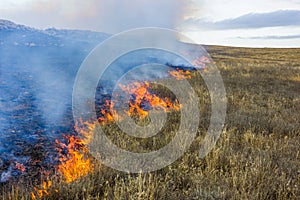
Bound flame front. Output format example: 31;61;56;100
31;68;198;198
119;81;181;119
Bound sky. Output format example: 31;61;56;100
0;0;300;47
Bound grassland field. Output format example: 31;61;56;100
1;45;299;200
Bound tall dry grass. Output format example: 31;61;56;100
1;46;299;200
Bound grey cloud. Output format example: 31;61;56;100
237;34;300;40
186;10;300;30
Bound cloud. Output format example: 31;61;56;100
0;0;189;33
185;10;300;30
237;34;300;40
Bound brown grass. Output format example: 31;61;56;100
1;46;300;200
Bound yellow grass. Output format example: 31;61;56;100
1;46;299;200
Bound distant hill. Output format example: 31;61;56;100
0;19;110;48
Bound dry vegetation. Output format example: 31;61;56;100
1;46;300;199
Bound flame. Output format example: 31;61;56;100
31;181;54;200
169;56;211;80
55;122;95;183
119;81;181;119
31;135;92;198
31;121;96;199
169;68;193;80
30;69;194;198
98;100;119;124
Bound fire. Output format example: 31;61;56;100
56;136;93;183
119;81;181;119
98;100;119;124
169;68;193;80
52;80;181;185
31;181;54;199
168;56;211;80
30;71;189;198
55;121;96;183
31;121;96;199
52;78;183;184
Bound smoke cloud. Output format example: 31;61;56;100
1;0;189;33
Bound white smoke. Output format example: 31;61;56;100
1;0;190;33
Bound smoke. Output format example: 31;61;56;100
1;0;189;33
0;29;95;181
0;0;195;182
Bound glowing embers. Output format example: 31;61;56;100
15;162;26;173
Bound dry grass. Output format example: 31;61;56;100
1;46;300;200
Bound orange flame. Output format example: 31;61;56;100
31;121;96;199
31;181;57;200
31;75;187;198
55;122;95;183
119;81;181;119
56;137;93;183
98;100;119;124
169;68;193;80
